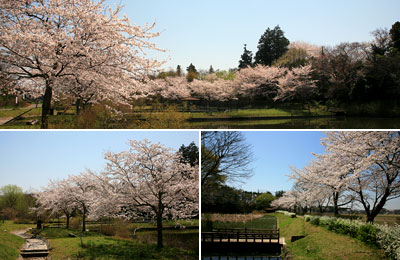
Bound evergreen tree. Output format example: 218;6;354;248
209;65;215;74
176;65;182;76
254;25;290;66
390;21;400;50
178;142;199;167
186;63;197;74
186;63;198;82
238;44;253;69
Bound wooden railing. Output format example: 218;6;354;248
202;228;279;244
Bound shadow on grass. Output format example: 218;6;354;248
76;238;196;260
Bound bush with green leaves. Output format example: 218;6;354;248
377;224;400;260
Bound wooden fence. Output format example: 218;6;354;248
202;228;280;244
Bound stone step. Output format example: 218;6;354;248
20;251;49;257
20;238;49;258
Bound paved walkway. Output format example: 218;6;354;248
0;117;13;125
11;229;50;260
0;104;41;126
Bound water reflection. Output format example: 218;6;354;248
191;116;400;129
202;257;281;260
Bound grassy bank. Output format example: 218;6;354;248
0;221;35;260
273;213;386;260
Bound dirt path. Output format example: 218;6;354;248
0;117;13;125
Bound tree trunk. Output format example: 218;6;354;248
82;207;86;232
66;215;70;229
36;218;42;229
333;192;339;217
76;98;81;115
157;195;163;248
41;81;53;129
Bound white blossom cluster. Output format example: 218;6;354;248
276;210;296;218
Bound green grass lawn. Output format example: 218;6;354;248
0;231;25;260
49;236;196;260
187;106;332;119
35;224;198;260
273;213;386;260
0;107;42;118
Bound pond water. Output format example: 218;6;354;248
202;257;281;260
190;116;400;129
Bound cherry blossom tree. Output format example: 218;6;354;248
321;131;400;223
59;173;97;231
234;65;285;103
274;65;316;106
0;0;163;128
288;154;353;216
148;77;191;100
34;179;77;228
95;139;198;248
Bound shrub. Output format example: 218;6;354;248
310;216;320;226
377;224;400;260
358;224;378;244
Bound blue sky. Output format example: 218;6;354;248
239;131;325;192
238;131;400;210
0;131;199;193
104;0;400;71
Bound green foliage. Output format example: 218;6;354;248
390;21;400;50
255;192;276;210
0;185;35;221
186;63;198;82
209;65;215;74
357;224;378;245
273;47;309;68
377;224;400;260
176;65;182;76
255;25;290;66
238;44;253;69
178;142;199;167
215;70;235;80
0;185;23;209
157;70;178;79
